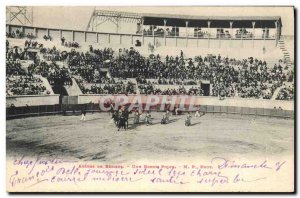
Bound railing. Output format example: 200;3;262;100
6;94;60;107
6;94;294;119
6;103;294;120
6;104;62;119
6;24;277;49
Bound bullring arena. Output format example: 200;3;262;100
6;7;294;164
7;112;294;163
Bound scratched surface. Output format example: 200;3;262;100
6;113;294;163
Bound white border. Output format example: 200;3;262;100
1;0;298;197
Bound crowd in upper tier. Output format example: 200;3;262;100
6;31;294;100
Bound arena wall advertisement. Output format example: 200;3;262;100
5;6;295;193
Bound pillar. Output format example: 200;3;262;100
164;19;167;46
263;27;266;51
252;22;255;48
219;27;221;48
34;27;37;38
21;26;24;36
240;27;243;48
60;30;62;40
197;27;199;48
141;19;144;45
7;24;11;34
185;21;189;47
152;25;155;46
230;21;233;47
72;31;75;42
96;33;99;43
84;31;87;42
275;21;278;46
207;21;211;48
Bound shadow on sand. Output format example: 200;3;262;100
190;121;201;126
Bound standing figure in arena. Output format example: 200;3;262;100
118;113;127;131
161;113;167;124
124;107;129;129
185;112;192;126
110;101;114;116
112;111;119;126
80;109;87;121
195;108;205;118
166;110;170;123
174;107;179;116
195;109;201;117
134;109;141;124
145;111;152;126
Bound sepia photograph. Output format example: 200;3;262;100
5;5;295;192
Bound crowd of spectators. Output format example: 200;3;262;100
39;46;68;62
105;49;292;99
6;60;26;76
48;44;293;99
6;29;35;40
68;48;114;83
28;61;72;86
60;36;80;48
6;33;294;99
77;79;136;95
6;29;24;39
276;85;294;100
138;83;203;96
6;75;48;96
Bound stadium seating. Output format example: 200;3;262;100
6;34;294;101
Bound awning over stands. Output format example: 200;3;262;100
141;13;282;28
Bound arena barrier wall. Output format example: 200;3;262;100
75;95;294;111
6;95;60;107
6;94;294;119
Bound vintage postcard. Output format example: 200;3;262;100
6;6;295;192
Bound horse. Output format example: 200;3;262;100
112;111;119;127
118;115;127;131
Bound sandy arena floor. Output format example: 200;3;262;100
6;112;294;163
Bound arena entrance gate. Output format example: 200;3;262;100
201;82;210;96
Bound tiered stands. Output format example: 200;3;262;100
6;31;294;101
